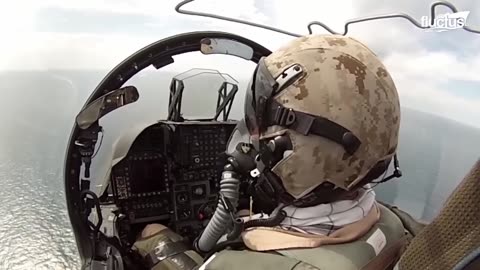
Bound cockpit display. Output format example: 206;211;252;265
130;158;167;194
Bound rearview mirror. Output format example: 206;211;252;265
200;38;254;60
76;86;139;129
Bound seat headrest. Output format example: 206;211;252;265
398;159;480;270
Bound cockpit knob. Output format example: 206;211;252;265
194;186;204;196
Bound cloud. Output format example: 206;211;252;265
0;0;479;128
344;0;480;128
0;0;278;71
384;49;480;82
390;67;480;128
267;0;355;35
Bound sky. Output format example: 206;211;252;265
1;0;480;128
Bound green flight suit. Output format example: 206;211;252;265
134;203;409;270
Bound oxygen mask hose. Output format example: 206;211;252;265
196;163;240;253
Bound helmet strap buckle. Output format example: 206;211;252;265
273;106;296;127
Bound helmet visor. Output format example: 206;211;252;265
244;57;278;146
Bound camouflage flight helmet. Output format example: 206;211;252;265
244;34;401;204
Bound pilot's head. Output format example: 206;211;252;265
237;34;401;210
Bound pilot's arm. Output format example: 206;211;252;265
133;223;325;270
133;224;319;270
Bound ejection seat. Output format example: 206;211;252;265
396;159;480;270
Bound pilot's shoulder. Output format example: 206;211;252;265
200;249;322;270
202;204;407;270
201;248;364;270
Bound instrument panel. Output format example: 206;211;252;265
111;121;237;244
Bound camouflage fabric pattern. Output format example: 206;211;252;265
262;34;401;197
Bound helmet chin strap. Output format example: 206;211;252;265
248;136;300;209
371;154;403;185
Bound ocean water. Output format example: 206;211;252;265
0;70;478;269
0;145;80;270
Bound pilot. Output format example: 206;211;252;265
132;34;410;270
